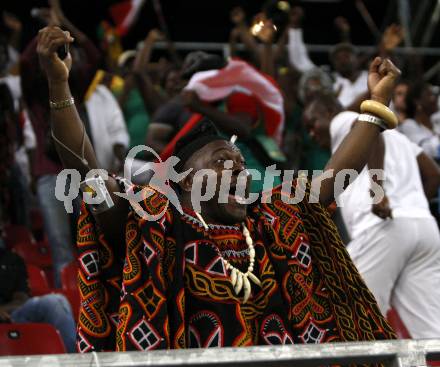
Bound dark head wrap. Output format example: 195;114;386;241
174;119;227;172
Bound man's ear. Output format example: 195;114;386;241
179;171;193;192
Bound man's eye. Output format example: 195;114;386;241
215;158;226;164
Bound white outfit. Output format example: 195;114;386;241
287;29;316;73
0;74;21;110
333;71;368;108
85;85;129;171
331;111;440;338
14;111;37;183
398;118;440;159
285;28;368;108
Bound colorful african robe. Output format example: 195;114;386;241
75;180;395;352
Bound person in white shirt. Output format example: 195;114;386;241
85;85;129;173
398;81;439;158
329;43;369;109
304;92;440;338
282;7;368;110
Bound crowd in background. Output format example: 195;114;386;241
1;0;440;353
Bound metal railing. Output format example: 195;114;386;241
0;339;439;367
149;41;440;58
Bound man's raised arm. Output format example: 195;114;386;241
319;57;401;206
37;26;128;245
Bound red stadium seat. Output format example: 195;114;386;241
29;207;44;232
29;208;45;241
60;289;81;322
61;262;78;291
386;308;411;339
60;262;80;321
4;225;33;248
0;323;66;355
26;264;52;297
12;240;52;268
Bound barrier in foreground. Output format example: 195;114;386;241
0;339;439;367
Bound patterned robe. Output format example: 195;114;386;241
75;180;395;352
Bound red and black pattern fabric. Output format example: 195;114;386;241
75;180;396;352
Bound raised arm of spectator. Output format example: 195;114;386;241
319;57;401;206
334;17;351;43
285;7;315;73
49;0;87;45
2;12;22;53
378;24;404;59
121;29;165;112
229;7;261;66
37;26;128;245
50;0;101;69
256;20;276;77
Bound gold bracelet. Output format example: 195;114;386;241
49;97;75;110
360;100;398;129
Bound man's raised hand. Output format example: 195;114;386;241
37;26;74;84
367;57;401;106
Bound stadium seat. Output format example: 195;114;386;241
12;240;52;268
60;262;80;321
60;289;81;322
29;207;45;241
3;225;33;248
26;264;52;297
61;261;78;291
0;323;66;355
386;308;411;339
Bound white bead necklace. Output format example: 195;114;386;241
195;212;261;303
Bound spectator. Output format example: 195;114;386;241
398;81;439;159
304;92;440;338
37;28;400;349
391;79;409;123
20;4;128;287
0;84;31;228
146;51;284;192
329;43;369;108
114;29;168;150
0;245;76;352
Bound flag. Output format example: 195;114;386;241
109;0;146;37
184;58;285;146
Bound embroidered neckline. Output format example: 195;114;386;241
182;209;241;231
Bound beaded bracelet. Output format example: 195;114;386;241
49;97;75;110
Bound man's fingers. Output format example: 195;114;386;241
387;59;401;77
46;36;72;54
38;27;74;57
45;31;74;47
369;56;382;73
38;26;73;47
381;59;402;80
378;61;387;76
